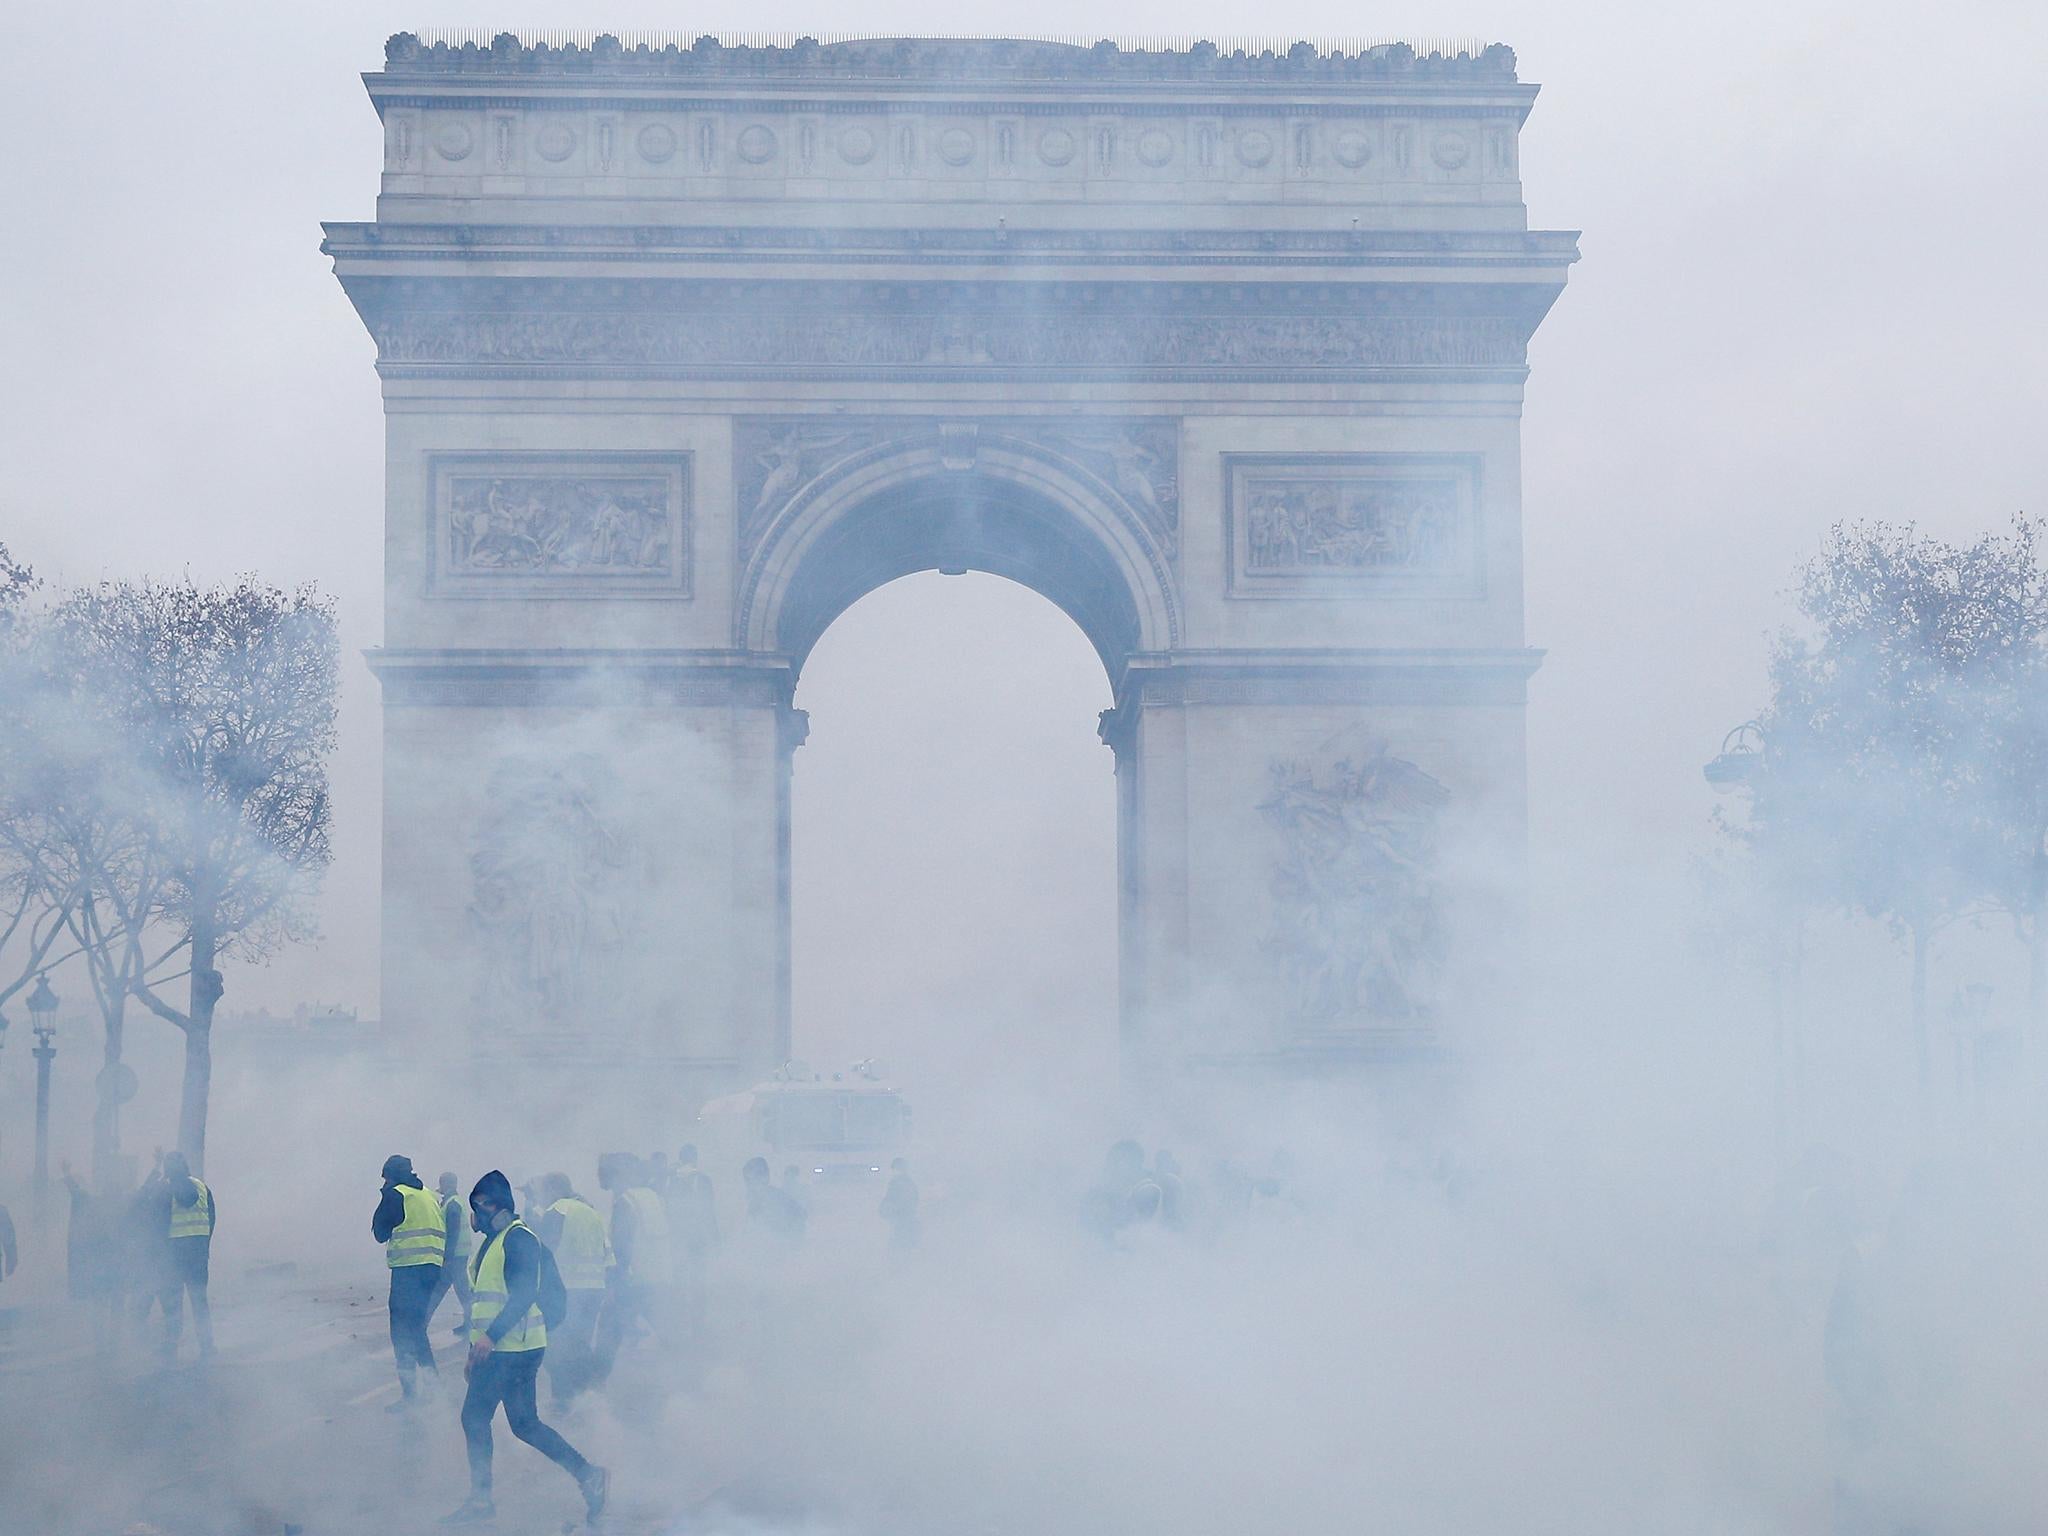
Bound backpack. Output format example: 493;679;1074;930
535;1238;568;1329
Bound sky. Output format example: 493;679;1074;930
1;0;2043;1065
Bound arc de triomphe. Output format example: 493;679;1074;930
326;32;1576;1102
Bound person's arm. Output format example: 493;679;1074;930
487;1226;540;1345
204;1184;218;1239
534;1206;565;1249
372;1185;404;1244
0;1206;16;1277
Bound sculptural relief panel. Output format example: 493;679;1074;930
1224;453;1483;599
1259;733;1450;1028
427;453;691;598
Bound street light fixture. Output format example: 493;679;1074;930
1704;721;1767;792
26;973;57;1226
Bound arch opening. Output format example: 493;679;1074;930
742;438;1178;685
777;474;1143;684
790;571;1121;1126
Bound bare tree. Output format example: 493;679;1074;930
1749;520;2040;1095
51;577;338;1171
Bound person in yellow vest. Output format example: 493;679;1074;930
428;1170;473;1340
373;1154;446;1408
443;1170;608;1527
591;1153;672;1386
157;1150;215;1364
533;1172;610;1407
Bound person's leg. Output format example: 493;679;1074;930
401;1267;438;1377
498;1350;594;1485
424;1264;451;1331
388;1270;417;1395
160;1276;185;1359
589;1284;622;1385
188;1247;214;1358
458;1355;507;1500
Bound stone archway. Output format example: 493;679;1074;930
740;419;1180;671
333;32;1576;1104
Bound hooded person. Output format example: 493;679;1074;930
445;1169;608;1526
373;1153;446;1407
158;1149;216;1364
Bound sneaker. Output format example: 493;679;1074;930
580;1465;610;1521
440;1496;495;1525
384;1397;416;1415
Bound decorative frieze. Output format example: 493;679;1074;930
1225;454;1484;599
376;311;1526;376
428;454;691;598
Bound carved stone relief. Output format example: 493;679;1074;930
1225;454;1482;598
429;455;691;597
1260;740;1448;1026
469;753;631;1040
734;417;1179;561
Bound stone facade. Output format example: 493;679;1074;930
328;32;1576;1100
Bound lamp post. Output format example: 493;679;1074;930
1703;722;1796;1160
27;973;57;1227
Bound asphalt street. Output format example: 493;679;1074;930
0;1267;760;1536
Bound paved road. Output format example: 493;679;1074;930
0;1268;759;1536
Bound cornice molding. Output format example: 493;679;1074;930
324;223;1580;272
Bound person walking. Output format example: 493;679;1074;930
879;1157;920;1253
157;1151;215;1363
533;1173;609;1406
443;1170;608;1527
592;1153;671;1384
373;1154;446;1409
428;1170;473;1340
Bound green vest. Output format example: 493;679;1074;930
387;1184;447;1269
169;1179;212;1241
468;1219;546;1352
615;1187;671;1283
548;1197;611;1290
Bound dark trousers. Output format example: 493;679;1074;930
461;1347;590;1496
388;1264;440;1383
427;1257;472;1334
544;1289;604;1404
161;1239;213;1358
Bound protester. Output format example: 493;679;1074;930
429;1170;472;1339
879;1157;920;1252
156;1151;215;1363
373;1154;446;1408
444;1170;607;1526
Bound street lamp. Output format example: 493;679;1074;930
1704;721;1767;792
27;973;57;1226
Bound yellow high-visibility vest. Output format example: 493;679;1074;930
468;1219;545;1352
387;1184;448;1269
547;1197;611;1291
169;1179;212;1241
615;1187;671;1283
442;1196;472;1262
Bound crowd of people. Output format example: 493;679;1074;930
368;1143;920;1526
58;1150;216;1363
